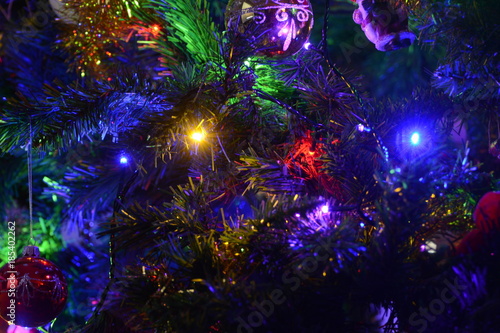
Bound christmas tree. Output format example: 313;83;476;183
1;0;499;332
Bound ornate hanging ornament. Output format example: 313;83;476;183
489;139;500;159
0;246;68;328
225;0;314;58
352;0;415;51
49;0;78;24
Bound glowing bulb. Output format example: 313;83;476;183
410;132;420;145
191;131;206;142
119;156;128;164
425;240;437;254
356;124;371;132
321;205;329;214
304;42;311;50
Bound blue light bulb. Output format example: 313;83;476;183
119;156;128;164
410;132;420;145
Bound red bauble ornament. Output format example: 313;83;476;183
225;0;314;58
352;0;415;51
474;191;500;233
0;246;68;328
7;325;41;333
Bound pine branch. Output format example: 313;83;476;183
1;73;170;152
139;0;221;67
413;0;500;100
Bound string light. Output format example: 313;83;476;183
190;130;206;142
410;132;421;145
119;155;129;165
357;123;371;132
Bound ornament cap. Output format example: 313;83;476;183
22;245;40;257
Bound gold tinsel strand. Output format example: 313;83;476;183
54;0;136;79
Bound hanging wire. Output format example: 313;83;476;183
320;0;369;111
254;89;325;130
318;0;390;162
27;117;35;245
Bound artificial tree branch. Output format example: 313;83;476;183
86;169;139;325
254;89;325;130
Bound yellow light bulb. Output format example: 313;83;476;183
191;131;205;142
